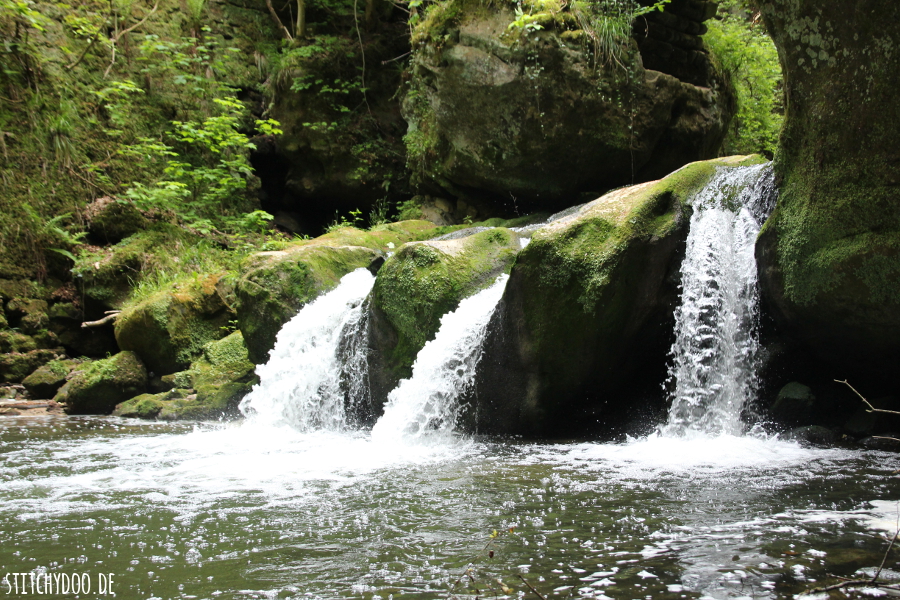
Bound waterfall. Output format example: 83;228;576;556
371;274;509;442
239;268;375;431
662;164;775;437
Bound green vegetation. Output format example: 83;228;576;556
704;0;783;156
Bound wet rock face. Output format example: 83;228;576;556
754;0;900;391
403;7;733;211
472;157;761;437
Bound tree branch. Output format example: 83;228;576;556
81;311;120;328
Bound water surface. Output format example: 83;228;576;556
2;417;898;599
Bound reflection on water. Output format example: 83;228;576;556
1;417;898;599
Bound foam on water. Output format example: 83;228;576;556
0;420;472;518
524;433;853;483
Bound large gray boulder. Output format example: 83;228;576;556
403;5;733;209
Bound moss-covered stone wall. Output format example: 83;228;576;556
755;0;900;384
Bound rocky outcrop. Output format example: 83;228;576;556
755;0;900;392
114;274;235;376
236;221;437;363
367;227;523;413
56;351;147;414
472;156;761;437
402;5;733;211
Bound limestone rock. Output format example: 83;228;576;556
56;351;148;414
22;359;81;399
770;382;815;427
115;332;257;420
83;196;148;244
0;349;64;383
115;274;234;375
755;0;900;391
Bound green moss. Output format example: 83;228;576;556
134;332;257;420
236;222;438;364
372;227;521;374
513;156;756;389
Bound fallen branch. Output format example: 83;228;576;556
81;310;120;328
835;379;900;416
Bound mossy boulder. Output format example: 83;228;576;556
367;227;522;410
403;6;733;210
56;351;148;414
114;274;235;376
0;349;65;383
0;331;38;354
22;359;81;399
473;156;762;436
770;382;815;427
755;1;900;391
114;332;257;420
236;221;437;364
113;388;192;419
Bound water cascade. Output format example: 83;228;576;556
371;274;509;441
663;164;776;437
239;268;375;430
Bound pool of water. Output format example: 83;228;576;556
1;416;898;599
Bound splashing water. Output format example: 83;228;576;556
372;274;509;442
663;164;775;437
239;268;374;431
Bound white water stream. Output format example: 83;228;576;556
663;164;774;437
239;268;374;431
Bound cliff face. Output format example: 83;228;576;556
755;0;900;386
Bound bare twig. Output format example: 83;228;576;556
67;36;98;69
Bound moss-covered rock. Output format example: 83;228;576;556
0;331;38;354
0;349;65;383
113;388;192;419
115;332;256;420
755;1;900;390
114;274;235;376
56;351;147;414
74;224;213;312
367;227;522;408
236;221;437;364
83;197;148;244
403;5;733;210
21;358;81;399
473;156;761;436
